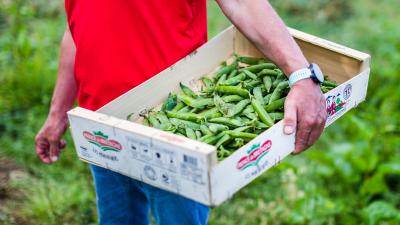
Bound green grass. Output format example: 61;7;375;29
0;0;399;224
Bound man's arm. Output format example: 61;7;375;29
35;27;77;164
217;0;327;153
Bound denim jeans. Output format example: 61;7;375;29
90;165;210;225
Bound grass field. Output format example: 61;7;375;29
0;0;399;224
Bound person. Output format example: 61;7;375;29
35;0;327;224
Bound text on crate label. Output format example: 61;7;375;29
236;140;272;171
83;131;122;152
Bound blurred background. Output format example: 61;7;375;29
0;0;399;224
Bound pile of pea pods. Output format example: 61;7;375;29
141;55;337;160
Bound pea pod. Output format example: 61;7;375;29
239;63;276;73
179;83;197;98
177;94;213;108
263;76;272;93
269;81;289;104
221;73;246;86
215;134;231;148
258;69;279;77
237;56;268;65
227;69;238;79
242;70;258;80
203;132;226;145
217;73;227;85
253;87;264;104
200;125;213;135
201;77;214;89
198;107;222;119
209;117;244;128
214;61;238;80
178;106;191;113
161;93;177;111
169;118;201;130
224;131;258;140
251;98;274;127
185;127;197;140
215;85;249;97
222;95;244;103
269;112;284;121
226;99;251;117
166;111;202;122
208;123;229;133
142;118;150;126
171;101;185;112
265;97;286;112
228;138;245;148
322;80;338;88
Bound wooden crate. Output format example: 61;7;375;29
67;26;370;206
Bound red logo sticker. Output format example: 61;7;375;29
237;140;272;170
83;131;122;152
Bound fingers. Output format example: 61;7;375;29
35;136;52;164
283;98;297;135
49;138;61;163
293;120;312;154
59;139;67;149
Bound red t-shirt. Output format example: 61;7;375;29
64;0;207;110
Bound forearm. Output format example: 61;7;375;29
216;0;308;75
48;28;77;120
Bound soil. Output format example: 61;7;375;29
0;157;28;225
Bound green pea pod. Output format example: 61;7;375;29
224;131;258;141
201;77;214;89
214;61;238;80
226;99;251;117
179;83;198;98
242;70;258;80
200;125;213;135
322;80;338;88
142;117;150;126
269;81;289;104
166;111;202;122
198;107;221;118
233;126;251;132
221;73;246;86
195;130;202;140
255;121;268;129
251;98;274;127
214;85;249;97
253;87;264;104
269;112;284;121
209;117;244;128
222;95;244;103
178;106;191;113
265;97;286;112
184;127;197;140
208;123;230;133
227;69;238;79
258;69;279;77
263;93;272;104
217;73;227;86
161;93;177;111
243;80;262;90
147;112;161;128
203;132;226;145
321;86;334;93
177;94;213;108
237;56;268;65
228;138;245;148
217;145;232;159
215;134;231;148
239;63;276;73
169;118;201;130
171;101;185;112
263;76;272;93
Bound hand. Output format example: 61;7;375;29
283;79;327;154
35;114;69;164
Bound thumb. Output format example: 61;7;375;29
49;140;60;163
283;99;297;135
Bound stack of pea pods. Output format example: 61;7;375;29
140;55;337;160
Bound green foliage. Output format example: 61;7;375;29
0;0;399;224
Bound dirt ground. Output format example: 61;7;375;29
0;157;28;225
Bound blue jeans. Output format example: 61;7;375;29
90;165;210;225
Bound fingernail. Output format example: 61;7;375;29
51;156;58;162
284;125;294;134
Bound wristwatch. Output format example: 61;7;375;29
288;63;324;87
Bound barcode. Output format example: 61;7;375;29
183;155;197;167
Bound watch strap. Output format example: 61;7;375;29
288;68;312;87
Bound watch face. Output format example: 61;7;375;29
310;63;324;83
